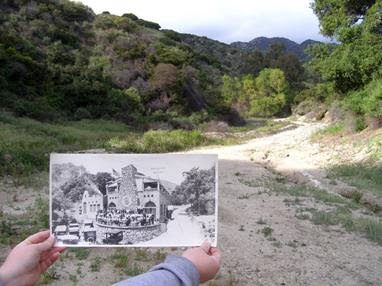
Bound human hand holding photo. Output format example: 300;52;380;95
0;230;65;286
182;241;222;283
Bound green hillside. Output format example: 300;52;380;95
0;0;306;125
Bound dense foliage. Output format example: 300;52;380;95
222;69;288;117
0;0;232;123
0;0;310;125
308;0;382;122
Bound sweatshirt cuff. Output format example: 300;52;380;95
150;255;200;286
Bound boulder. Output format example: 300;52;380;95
366;116;382;130
203;120;229;132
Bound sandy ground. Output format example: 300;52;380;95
1;120;381;285
188;120;382;285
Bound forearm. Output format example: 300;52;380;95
0;267;9;286
114;255;199;286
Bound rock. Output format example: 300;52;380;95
218;108;246;126
366;116;382;130
324;102;346;123
203;120;230;132
343;111;359;133
304;104;327;121
294;100;315;116
148;121;172;130
203;132;228;140
335;186;359;199
360;193;382;211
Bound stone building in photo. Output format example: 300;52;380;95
79;189;104;219
106;165;172;222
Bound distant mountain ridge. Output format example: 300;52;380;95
231;37;321;61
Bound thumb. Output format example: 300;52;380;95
200;240;211;254
35;235;55;252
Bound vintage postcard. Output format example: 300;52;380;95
50;153;218;247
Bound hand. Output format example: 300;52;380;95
0;230;65;286
182;241;221;283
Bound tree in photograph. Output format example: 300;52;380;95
179;167;215;215
52;189;73;223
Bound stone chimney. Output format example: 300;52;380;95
119;165;138;210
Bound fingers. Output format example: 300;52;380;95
35;234;55;253
40;252;60;272
209;247;222;265
55;247;66;253
25;230;51;244
200;241;211;254
40;247;66;261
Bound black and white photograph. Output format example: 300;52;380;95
50;153;217;247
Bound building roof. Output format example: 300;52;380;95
83;226;96;232
55;225;67;232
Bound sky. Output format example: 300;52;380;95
75;0;327;44
51;154;217;185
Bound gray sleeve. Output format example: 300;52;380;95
113;255;199;286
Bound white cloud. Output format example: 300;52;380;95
75;0;327;43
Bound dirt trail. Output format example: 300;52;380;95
188;120;382;285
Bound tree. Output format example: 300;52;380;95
309;0;382;117
178;167;215;215
265;43;286;67
241;50;266;76
274;53;304;86
151;63;179;91
221;75;241;105
311;0;377;40
250;68;288;117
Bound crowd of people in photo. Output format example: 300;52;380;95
95;208;157;227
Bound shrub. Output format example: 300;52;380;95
113;35;146;60
74;108;91;120
155;45;190;66
162;29;182;42
114;16;138;33
250;93;286;117
94;14;117;30
346;79;382;118
294;82;338;104
122;13;138;21
107;129;211;153
136;19;161;30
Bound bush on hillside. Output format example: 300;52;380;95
249;68;287;117
122;13;139;21
155;45;190;66
346;79;382;129
136;19;161;30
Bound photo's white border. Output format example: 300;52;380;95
49;153;218;248
49;154;53;241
